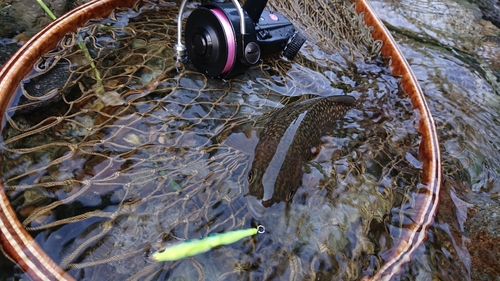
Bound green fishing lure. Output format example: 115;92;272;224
151;225;265;262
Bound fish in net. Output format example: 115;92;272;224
1;0;432;280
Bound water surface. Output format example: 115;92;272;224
1;0;497;280
370;0;500;280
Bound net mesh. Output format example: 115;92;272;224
1;0;429;280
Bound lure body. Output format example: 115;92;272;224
152;226;263;262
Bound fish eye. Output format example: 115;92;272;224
248;169;255;183
287;188;295;201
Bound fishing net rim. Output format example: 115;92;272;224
355;1;442;279
0;0;442;280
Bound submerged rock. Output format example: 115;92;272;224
474;0;500;28
370;0;500;62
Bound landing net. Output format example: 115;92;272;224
1;0;426;280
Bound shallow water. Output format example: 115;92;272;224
370;0;500;280
0;0;499;280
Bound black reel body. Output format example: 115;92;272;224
180;0;306;78
254;10;303;58
185;3;257;78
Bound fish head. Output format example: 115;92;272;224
247;156;302;207
247;165;264;199
246;163;302;219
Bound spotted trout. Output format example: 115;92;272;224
247;95;355;207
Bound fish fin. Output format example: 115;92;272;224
223;130;259;155
243;124;254;139
262;199;274;208
207;121;255;157
310;145;321;160
326;95;356;105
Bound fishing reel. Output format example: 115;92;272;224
175;0;306;78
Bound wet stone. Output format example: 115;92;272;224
0;14;24;38
474;0;500;28
467;229;500;281
8;0;70;30
0;40;19;67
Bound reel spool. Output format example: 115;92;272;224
175;0;306;78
